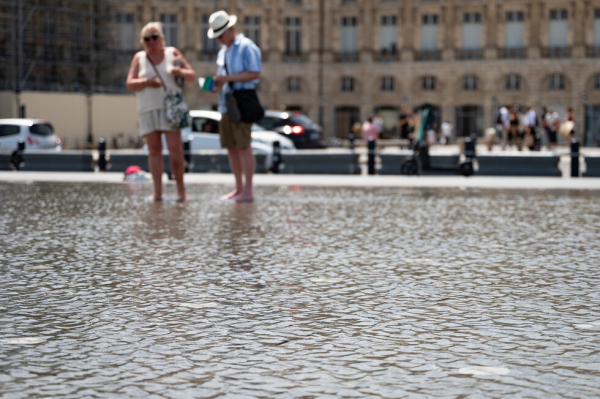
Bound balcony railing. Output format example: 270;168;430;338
586;46;600;58
499;47;526;59
457;48;483;60
284;52;306;62
542;46;571;59
375;48;399;62
414;49;441;61
335;52;359;62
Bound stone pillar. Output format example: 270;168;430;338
484;1;498;59
528;0;541;59
360;0;373;62
572;0;586;57
401;0;415;62
442;1;456;61
185;0;194;56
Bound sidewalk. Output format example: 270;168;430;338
1;171;599;190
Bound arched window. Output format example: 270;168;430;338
380;76;394;91
287;77;302;92
341;77;355;92
505;74;522;90
422;76;436;90
463;75;478;90
549;73;565;90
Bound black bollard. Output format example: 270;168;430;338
464;137;476;160
367;137;376;175
98;138;107;172
10;140;25;170
571;139;580;178
183;139;191;173
348;133;355;151
271;141;281;173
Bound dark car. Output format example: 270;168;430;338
257;110;326;149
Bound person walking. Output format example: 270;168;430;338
523;105;537;151
209;10;261;202
372;112;384;138
508;106;520;150
561;107;576;148
361;117;379;141
544;107;560;152
126;22;195;202
441;120;452;145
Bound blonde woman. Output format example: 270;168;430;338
126;22;195;201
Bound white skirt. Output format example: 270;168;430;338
139;108;175;136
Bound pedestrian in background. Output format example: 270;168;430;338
508;106;520;150
523;105;537;151
441;120;452;145
126;22;195;202
210;10;262;202
361;117;379;141
372;112;384;139
544;107;560;152
398;106;412;144
561;106;576;147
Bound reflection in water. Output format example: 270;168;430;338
0;182;599;398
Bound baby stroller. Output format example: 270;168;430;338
400;104;476;176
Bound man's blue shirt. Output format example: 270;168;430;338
217;33;262;115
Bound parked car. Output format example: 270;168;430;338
144;110;295;170
257;110;326;149
0;119;62;151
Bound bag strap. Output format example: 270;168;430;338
146;52;167;92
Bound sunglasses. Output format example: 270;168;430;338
143;35;160;42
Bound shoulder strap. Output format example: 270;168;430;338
146;52;167;92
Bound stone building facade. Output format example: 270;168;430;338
7;0;600;145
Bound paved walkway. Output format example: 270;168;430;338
1;171;599;190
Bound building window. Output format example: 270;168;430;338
505;11;524;50
202;15;220;55
381;76;394;91
549;9;568;48
341;77;355;92
287;77;302;92
463;75;478;90
380;16;397;56
160;14;178;47
462;13;481;50
244;16;262;48
342;0;356;3
422;76;436;90
505;74;521;90
287;0;301;3
549;73;565;90
341;17;358;56
285;17;302;56
421;14;439;50
594;74;600;89
116;14;134;51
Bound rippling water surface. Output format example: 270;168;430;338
1;182;599;398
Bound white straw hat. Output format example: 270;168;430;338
207;11;237;39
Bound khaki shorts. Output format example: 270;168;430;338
219;114;252;148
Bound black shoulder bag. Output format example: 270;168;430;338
224;59;264;123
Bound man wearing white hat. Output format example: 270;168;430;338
209;10;262;202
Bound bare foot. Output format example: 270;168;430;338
233;194;254;203
220;190;241;200
149;194;162;202
177;193;189;202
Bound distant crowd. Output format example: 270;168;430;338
352;104;577;152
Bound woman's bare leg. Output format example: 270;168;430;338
165;130;187;201
144;131;164;201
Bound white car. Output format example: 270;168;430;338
146;110;295;170
0;119;62;152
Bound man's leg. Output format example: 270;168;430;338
221;148;243;200
144;131;164;201
232;147;255;202
165;131;187;201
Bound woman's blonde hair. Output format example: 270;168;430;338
139;22;166;46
